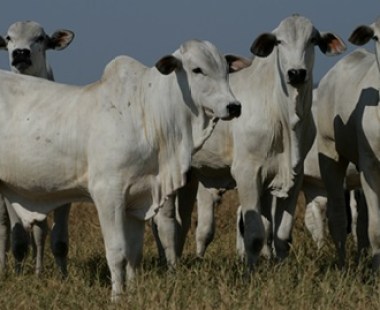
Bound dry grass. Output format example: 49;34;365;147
0;191;379;309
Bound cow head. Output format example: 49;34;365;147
155;40;249;120
250;14;346;88
349;17;380;71
0;21;74;78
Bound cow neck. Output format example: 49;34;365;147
146;69;205;216
268;54;312;198
16;59;51;80
171;69;220;155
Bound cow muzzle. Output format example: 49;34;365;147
224;102;241;120
287;69;307;86
12;49;32;70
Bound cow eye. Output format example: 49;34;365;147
192;67;204;75
5;36;11;42
374;35;379;42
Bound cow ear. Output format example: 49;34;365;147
225;54;251;73
155;55;181;75
47;30;75;50
317;32;346;56
250;33;278;57
348;25;374;46
0;36;7;50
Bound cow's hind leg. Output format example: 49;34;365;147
152;195;177;269
0;195;9;273
50;203;71;277
196;185;217;258
319;153;348;269
125;214;144;282
360;169;380;270
31;218;48;275
6;201;29;274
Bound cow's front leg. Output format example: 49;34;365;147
91;184;128;302
196;185;218;258
152;195;177;270
0;195;9;272
273;171;303;260
232;163;264;271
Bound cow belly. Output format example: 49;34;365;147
0;182;90;214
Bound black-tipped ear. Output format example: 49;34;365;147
155;55;181;75
0;36;7;50
348;25;374;46
250;33;278;57
318;32;346;56
47;30;75;50
225;55;251;73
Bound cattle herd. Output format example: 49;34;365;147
0;14;378;301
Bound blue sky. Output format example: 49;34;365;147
0;0;378;85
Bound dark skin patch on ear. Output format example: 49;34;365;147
0;36;7;49
155;55;180;75
318;32;346;55
250;33;277;57
348;25;374;46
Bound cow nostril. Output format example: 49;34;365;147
287;69;307;85
227;102;241;118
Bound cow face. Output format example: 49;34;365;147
0;21;74;77
250;14;346;88
155;40;248;120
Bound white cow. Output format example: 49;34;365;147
317;18;380;269
189;87;370;261
0;21;74;275
0;39;243;300
162;15;346;271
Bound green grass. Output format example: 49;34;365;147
0;192;379;309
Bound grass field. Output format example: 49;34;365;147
0;190;379;309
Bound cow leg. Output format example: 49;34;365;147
175;174;199;257
236;205;245;261
151;219;165;265
50;203;71;277
31;218;48;275
360;170;380;270
196;185;217;258
152;195;177;269
304;197;328;249
273;172;304;260
6;201;29;274
125;214;144;282
354;190;370;263
319;153;348;268
0;195;9;272
236;204;272;261
232;163;264;271
303;183;328;249
91;186;127;302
